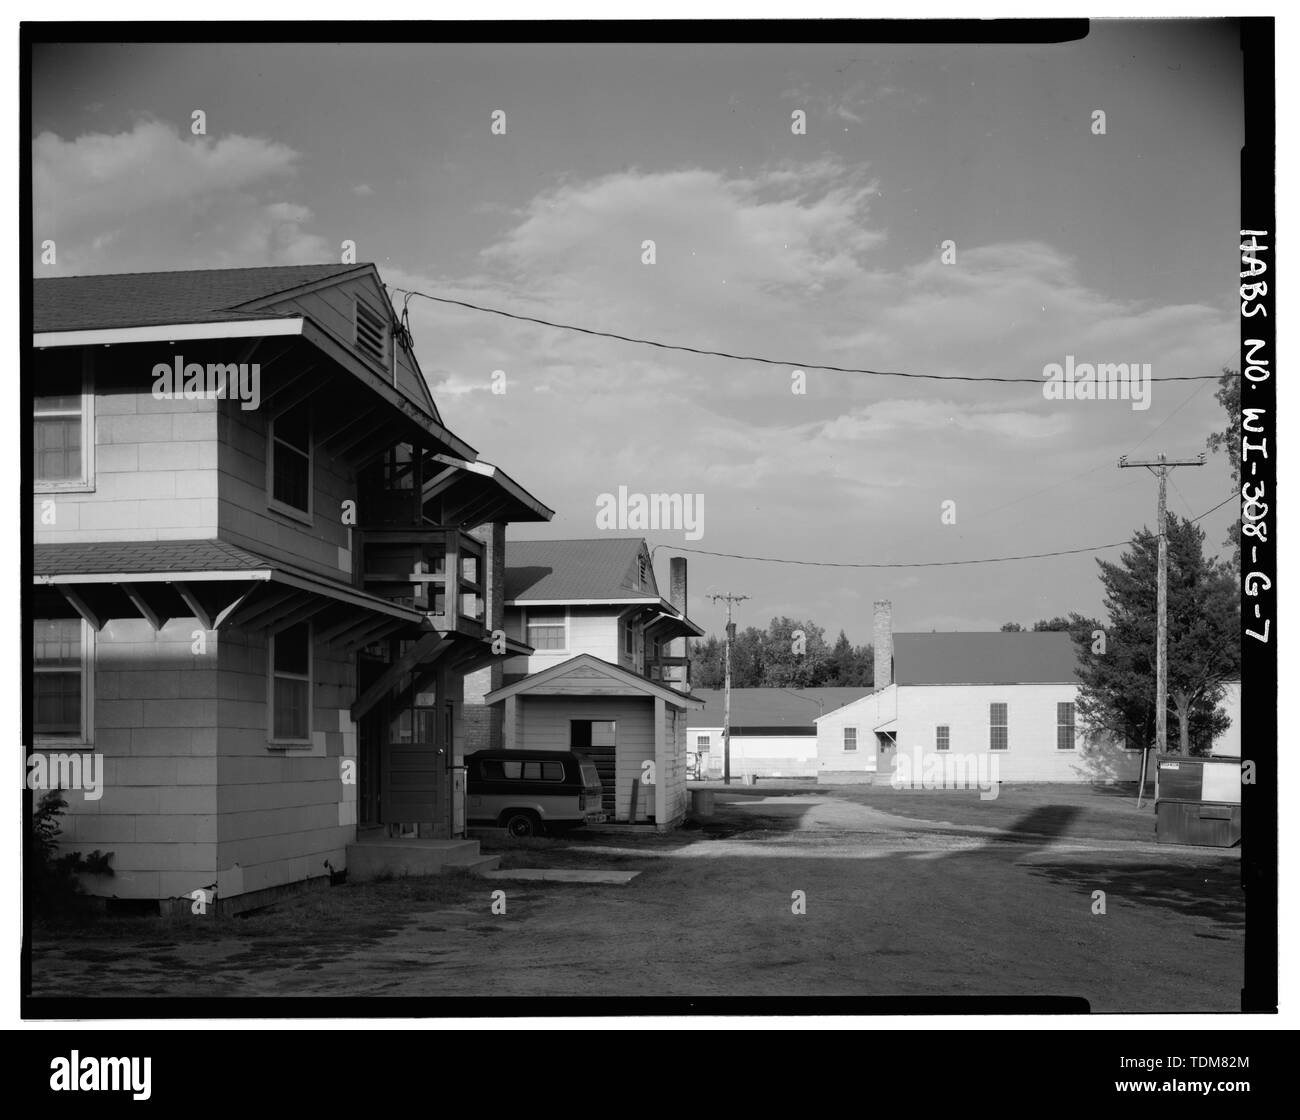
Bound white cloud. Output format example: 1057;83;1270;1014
33;120;328;273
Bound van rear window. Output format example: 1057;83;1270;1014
481;759;565;781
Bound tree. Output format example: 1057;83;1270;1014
1205;366;1241;570
1072;514;1238;764
689;634;724;689
1000;621;1024;632
764;617;831;687
1032;616;1075;632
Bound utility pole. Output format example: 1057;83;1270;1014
708;593;749;785
1118;451;1206;806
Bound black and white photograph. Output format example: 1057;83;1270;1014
14;11;1283;1052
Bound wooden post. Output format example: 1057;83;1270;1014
1117;451;1205;807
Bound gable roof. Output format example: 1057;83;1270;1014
34;264;369;332
893;631;1082;686
687;687;872;731
505;538;654;603
483;652;703;709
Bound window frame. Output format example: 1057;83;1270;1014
266;400;314;525
936;724;950;752
33;617;94;745
34;350;95;493
268;620;313;746
843;726;858;753
989;702;1009;751
524;608;568;653
1056;701;1077;751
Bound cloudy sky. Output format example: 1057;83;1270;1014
31;24;1244;643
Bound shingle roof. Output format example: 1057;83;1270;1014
505;538;653;602
893;631;1082;685
687;688;872;730
34;539;271;575
34;264;370;333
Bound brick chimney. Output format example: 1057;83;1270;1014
668;556;689;691
873;600;893;689
669;556;687;615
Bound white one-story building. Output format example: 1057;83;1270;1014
816;602;1143;786
687;687;869;780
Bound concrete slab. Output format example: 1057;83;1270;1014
480;869;641;884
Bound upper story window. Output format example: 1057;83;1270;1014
526;611;566;651
843;727;857;752
269;401;312;518
936;725;950;751
34;618;91;741
34;351;93;491
623;619;635;658
355;299;389;368
636;554;648;589
270;621;312;742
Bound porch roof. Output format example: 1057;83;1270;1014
33;538;423;646
483;652;704;709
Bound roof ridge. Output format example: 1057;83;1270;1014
33;263;372;282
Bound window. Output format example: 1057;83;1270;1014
936;725;950;751
526;611;565;650
696;734;711;749
270;622;311;741
382;443;415;491
355;299;389;367
1057;702;1076;750
990;703;1008;751
844;727;858;752
34;351;92;489
269;401;311;516
34;619;89;739
637;554;648;588
623;620;635;658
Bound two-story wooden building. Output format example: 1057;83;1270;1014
467;538;704;830
30;263;553;912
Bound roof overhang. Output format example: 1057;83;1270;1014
505;597;663;608
643;608;705;640
34;318;304;348
34;562;423;640
425;452;554;526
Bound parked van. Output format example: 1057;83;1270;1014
466;750;606;837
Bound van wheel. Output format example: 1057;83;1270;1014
503;810;544;838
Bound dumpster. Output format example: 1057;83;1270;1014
1154;753;1241;847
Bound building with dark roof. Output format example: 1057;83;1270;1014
686;687;871;779
815;602;1142;786
470;537;705;829
31;263;553;910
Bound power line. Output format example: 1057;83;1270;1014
389;286;1223;385
652;493;1237;571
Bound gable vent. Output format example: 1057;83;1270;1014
355;300;389;366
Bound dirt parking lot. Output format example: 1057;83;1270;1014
28;785;1243;1012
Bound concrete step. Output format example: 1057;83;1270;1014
346;838;493;881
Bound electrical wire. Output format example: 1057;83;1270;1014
650;493;1238;570
389;286;1224;385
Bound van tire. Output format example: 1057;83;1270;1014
502;810;544;838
